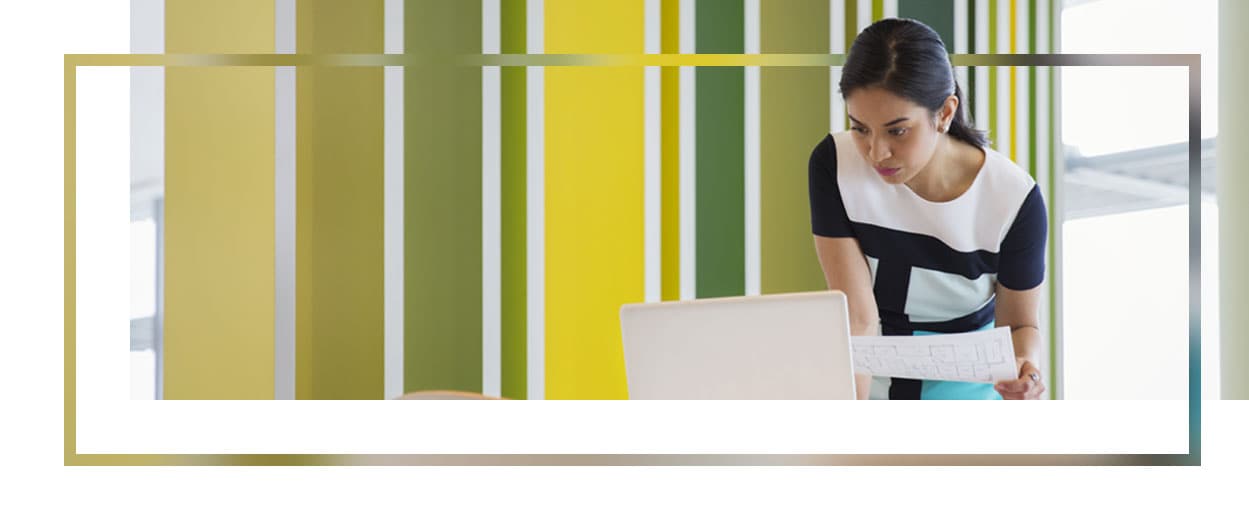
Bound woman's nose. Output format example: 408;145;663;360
869;141;890;162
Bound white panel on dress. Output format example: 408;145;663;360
830;131;1035;254
904;266;996;323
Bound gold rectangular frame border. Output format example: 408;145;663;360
64;53;1202;466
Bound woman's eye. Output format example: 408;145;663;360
852;126;868;134
889;128;908;136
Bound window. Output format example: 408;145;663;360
1059;0;1218;399
130;208;160;399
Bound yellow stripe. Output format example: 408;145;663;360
164;0;275;399
661;0;680;302
545;0;645;399
1009;0;1018;163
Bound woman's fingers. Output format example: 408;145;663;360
995;377;1033;394
995;375;1046;400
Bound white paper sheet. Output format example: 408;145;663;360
850;326;1019;384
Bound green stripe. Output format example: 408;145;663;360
761;0;829;295
872;0;884;21
295;0;386;399
898;0;955;52
501;0;527;399
695;0;745;298
405;0;483;393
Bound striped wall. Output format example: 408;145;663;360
295;0;386;399
148;0;1058;399
163;0;276;399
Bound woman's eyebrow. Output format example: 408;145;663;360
847;115;910;127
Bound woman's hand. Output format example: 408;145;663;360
994;359;1045;400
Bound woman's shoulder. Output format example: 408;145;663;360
809;132;840;161
812;131;864;172
977;146;1037;199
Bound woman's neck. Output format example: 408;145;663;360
905;135;982;203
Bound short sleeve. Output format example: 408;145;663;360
997;184;1048;290
808;135;855;238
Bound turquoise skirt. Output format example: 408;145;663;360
912;322;1005;400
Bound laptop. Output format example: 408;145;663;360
619;291;856;400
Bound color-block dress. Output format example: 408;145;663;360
807;131;1048;400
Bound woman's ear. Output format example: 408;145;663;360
942;95;959;127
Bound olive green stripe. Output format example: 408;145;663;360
404;0;483;393
760;0;829;295
845;0;857;55
295;0;386;399
695;0;745;298
501;0;528;400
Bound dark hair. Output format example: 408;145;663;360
839;18;988;149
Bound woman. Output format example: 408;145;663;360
809;18;1048;400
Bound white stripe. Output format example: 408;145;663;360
954;0;970;104
831;0;845;133
385;0;404;54
996;0;1011;157
384;0;405;399
744;0;760;296
644;0;661;303
275;0;295;53
131;0;163;399
679;0;695;300
974;0;990;130
481;0;502;397
273;0;297;400
856;0;872;31
882;0;897;19
1016;67;1029;168
1034;0;1051;397
526;0;546;399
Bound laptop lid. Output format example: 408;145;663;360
619;291;856;400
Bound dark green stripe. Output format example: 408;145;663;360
899;0;955;52
500;0;527;400
761;0;829;294
295;0;385;399
405;0;483;393
695;0;745;298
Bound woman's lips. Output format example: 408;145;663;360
874;166;900;177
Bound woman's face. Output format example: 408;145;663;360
844;86;947;185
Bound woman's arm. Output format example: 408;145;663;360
993;284;1046;399
813;235;879;400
